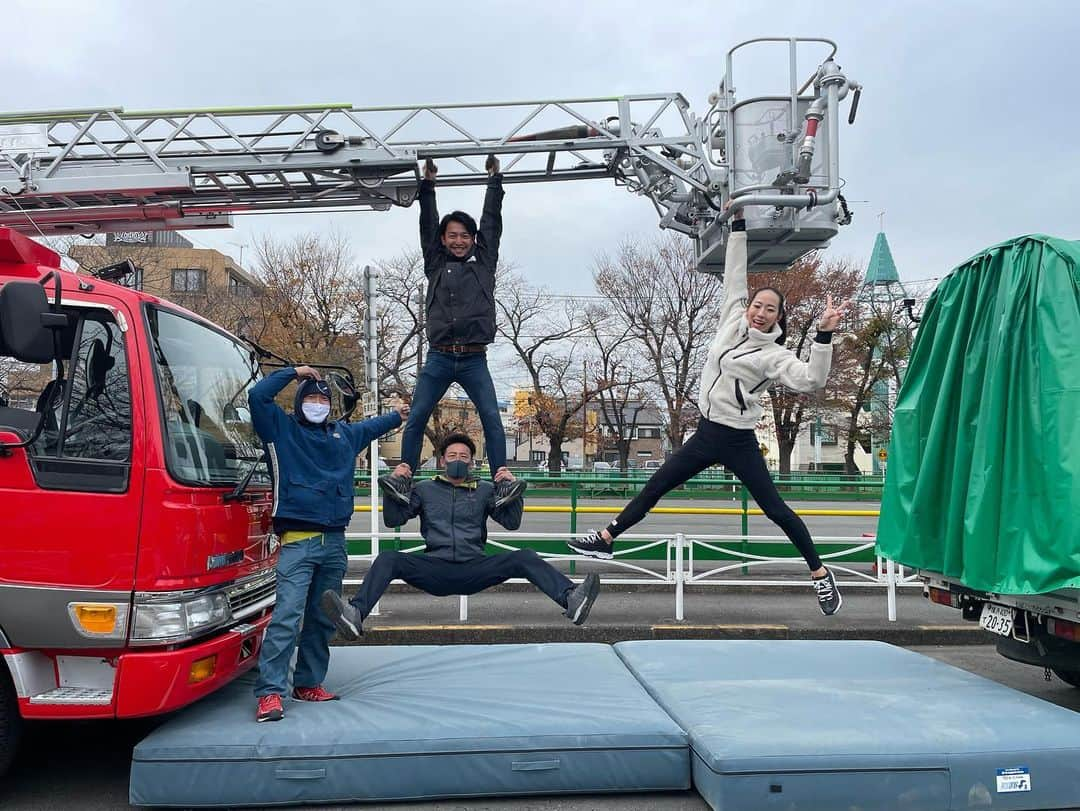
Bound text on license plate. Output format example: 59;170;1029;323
979;603;1014;637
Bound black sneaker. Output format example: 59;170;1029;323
320;590;364;641
567;530;613;560
564;573;600;626
812;567;843;616
493;478;527;508
378;473;412;506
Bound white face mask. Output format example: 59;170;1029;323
301;402;331;423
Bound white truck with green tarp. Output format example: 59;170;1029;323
876;233;1080;686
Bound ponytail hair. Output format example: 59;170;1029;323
750;286;787;345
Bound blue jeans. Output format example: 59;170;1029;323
254;532;347;697
400;350;506;474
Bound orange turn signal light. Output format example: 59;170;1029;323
72;604;118;634
189;655;217;684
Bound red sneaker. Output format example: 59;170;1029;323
256;694;284;722
292;685;339;702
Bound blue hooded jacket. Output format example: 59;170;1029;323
248;367;402;533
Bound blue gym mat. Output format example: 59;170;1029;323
615;640;1080;811
129;643;689;807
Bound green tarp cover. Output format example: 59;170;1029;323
877;234;1080;594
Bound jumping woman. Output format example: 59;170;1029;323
568;207;850;615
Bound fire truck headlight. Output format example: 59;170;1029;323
185;593;231;629
131;592;232;643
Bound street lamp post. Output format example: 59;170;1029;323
227;241;245;270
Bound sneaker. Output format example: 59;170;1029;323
567;530;613;560
320;590;363;641
293;685;339;702
378;473;412;506
493;478;527;508
564;573;600;626
256;694;284;723
812;567;843;616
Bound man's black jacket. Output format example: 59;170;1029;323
419;176;504;346
382;476;523;562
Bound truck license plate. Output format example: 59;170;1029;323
979;603;1014;637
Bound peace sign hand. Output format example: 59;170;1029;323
817;295;851;332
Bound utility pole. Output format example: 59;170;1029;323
363;265;381;616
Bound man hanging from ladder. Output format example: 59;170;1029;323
380;155;526;508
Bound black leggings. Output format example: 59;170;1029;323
606;418;824;571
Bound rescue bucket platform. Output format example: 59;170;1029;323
130;640;1080;809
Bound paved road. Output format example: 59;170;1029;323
5;643;1077;811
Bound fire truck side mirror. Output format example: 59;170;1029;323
0;281;67;363
327;372;358;421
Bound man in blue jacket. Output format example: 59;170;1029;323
250;365;407;723
322;432;599;640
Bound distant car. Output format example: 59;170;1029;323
642;460;663;470
592;461;614;472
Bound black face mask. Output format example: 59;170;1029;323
445;460;469;479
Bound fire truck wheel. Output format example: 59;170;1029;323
0;665;21;776
1053;668;1080;689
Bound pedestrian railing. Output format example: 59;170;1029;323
342;529;918;623
353;502;881;560
356;473;885;504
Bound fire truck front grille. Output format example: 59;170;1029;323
227;571;276;620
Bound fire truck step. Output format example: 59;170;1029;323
28;686;113;705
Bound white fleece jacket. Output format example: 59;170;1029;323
696;230;833;429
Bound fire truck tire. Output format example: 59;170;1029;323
1052;668;1080;688
0;665;21;776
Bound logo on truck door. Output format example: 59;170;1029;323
207;550;244;570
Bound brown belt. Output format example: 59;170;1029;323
432;343;487;354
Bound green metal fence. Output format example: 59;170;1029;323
350;472;881;567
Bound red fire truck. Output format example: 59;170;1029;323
0;228;277;773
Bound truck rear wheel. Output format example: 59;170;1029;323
0;665;22;776
1052;668;1080;688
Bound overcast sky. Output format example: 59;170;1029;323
5;1;1078;303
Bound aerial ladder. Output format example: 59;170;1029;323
0;38;860;274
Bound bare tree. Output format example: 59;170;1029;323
251;229;364;372
833;293;921;473
749;254;862;474
497;272;606;473
370;248;425;399
585;305;656;471
0;358;41;409
594;234;722;451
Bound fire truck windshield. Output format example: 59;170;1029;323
146;306;267;487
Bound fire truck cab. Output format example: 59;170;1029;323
0;228;276;773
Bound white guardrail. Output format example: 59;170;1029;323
342;531;922;622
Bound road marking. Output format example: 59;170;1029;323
652;623;788;631
367;624;514;632
916;624;980;631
